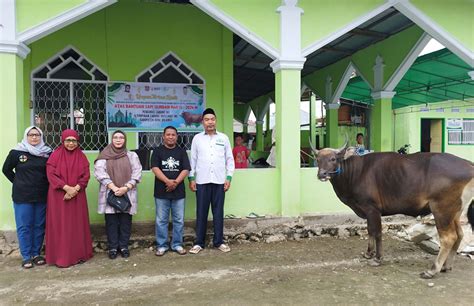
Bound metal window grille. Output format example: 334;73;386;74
448;129;462;144
73;83;108;150
136;51;204;166
447;119;474;145
33;81;71;148
462;119;474;144
136;52;204;84
32;47;109;151
33;81;108;150
138;131;198;151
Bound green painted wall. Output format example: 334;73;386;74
304;26;425;94
300;169;350;214
210;0;280;51
16;0;88;32
221;24;235;139
90;164;282;223
411;0;474;52
371;97;393;151
337;126;367;148
300;0;385;51
303;58;351;101
226;169;280;217
275;69;302;216
351;26;425;87
248;93;273;120
326;108;339;148
394;100;474;161
0;54;25;231
234;104;249;123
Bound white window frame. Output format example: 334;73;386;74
447;118;474;145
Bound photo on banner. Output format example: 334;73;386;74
107;82;205;131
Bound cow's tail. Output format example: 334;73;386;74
468;201;474;232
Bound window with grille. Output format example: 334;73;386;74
447;119;474;145
136;52;204;84
139;131;196;150
32;47;108;150
136;52;204;166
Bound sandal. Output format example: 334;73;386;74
225;214;239;219
22;259;34;269
173;247;187;255
189;245;202;254
32;255;46;266
247;212;264;219
155;249;166;257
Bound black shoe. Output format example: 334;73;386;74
108;249;118;259
120;248;130;258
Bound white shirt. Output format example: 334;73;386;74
190;131;235;184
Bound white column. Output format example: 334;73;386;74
0;0;30;59
271;0;306;217
277;0;304;61
373;55;385;92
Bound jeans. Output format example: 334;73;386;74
195;184;225;248
155;198;185;251
13;202;46;261
105;213;132;251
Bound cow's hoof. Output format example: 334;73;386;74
441;267;452;273
419;271;435;279
367;258;381;267
362;252;374;259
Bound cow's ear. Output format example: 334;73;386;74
336;140;349;159
343;147;356;159
336;147;348;160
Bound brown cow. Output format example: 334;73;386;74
313;143;474;278
181;112;202;126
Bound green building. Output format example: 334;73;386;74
1;0;473;231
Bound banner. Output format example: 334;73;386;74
107;82;205;131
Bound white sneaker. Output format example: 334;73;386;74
189;245;203;254
217;244;231;253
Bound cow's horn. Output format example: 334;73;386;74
336;134;349;152
309;137;319;156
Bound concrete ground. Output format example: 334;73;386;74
0;235;472;305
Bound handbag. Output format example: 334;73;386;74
107;190;131;213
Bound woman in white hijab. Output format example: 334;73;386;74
2;126;51;268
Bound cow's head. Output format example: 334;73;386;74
310;141;349;181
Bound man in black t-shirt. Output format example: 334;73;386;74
151;126;191;256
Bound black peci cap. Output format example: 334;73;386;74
202;108;216;117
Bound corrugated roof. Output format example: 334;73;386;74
233;8;414;103
341;48;474;108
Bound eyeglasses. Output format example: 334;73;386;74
64;139;78;144
27;133;41;137
112;136;125;140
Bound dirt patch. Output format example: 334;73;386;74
0;235;472;305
